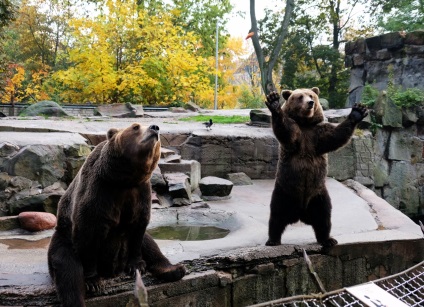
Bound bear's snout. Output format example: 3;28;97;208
307;100;314;109
149;125;160;132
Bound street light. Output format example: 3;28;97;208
214;20;219;110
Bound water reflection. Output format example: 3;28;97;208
148;225;230;241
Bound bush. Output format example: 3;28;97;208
361;84;379;107
391;88;424;108
237;86;264;109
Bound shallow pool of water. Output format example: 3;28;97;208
148;225;230;241
0;237;51;249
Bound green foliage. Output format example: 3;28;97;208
0;0;16;28
386;64;424;108
377;0;424;32
171;0;232;57
391;88;424;108
237;86;264;109
179;115;250;124
361;84;380;107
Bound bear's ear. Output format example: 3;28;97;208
281;90;292;101
311;87;320;96
107;128;119;140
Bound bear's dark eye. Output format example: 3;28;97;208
133;124;140;131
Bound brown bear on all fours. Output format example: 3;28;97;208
47;123;185;307
265;88;368;247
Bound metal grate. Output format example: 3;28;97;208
250;261;424;307
376;261;424;306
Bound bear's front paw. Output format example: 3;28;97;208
265;91;282;112
126;259;146;277
85;275;103;293
349;103;368;123
319;237;338;247
152;264;186;282
265;239;281;246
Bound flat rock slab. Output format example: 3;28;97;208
199;176;233;197
0;132;88;147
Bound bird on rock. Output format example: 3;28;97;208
203;119;213;130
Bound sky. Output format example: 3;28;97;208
226;1;283;38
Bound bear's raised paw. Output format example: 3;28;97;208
265;91;282;112
349;103;368;123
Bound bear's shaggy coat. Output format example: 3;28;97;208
48;123;185;307
265;88;368;247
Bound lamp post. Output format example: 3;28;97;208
214;20;219;110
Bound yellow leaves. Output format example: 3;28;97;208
0;64;25;103
50;0;215;105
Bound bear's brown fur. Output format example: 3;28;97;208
265;88;368;247
48;123;185;307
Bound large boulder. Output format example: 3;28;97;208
226;172;253;186
4;145;66;187
199;176;233;198
373;91;402;128
163;173;192;206
0;216;20;231
95;102;143;118
18;211;57;232
19;101;69;117
249;109;271;127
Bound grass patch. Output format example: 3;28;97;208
179;115;250;124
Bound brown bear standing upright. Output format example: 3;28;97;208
47;123;185;307
265;88;368;247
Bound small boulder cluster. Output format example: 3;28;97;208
151;147;251;208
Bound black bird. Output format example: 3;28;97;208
203;119;213;130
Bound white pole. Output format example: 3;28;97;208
214;20;219;110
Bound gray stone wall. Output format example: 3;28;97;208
2;241;422;306
345;31;424;106
328;122;423;219
162;132;280;180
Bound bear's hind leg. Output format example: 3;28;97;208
266;189;295;246
142;233;186;282
48;231;86;307
266;215;289;246
306;191;338;247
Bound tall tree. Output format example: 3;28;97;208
52;0;213;104
0;0;17;101
172;0;233;57
248;0;295;95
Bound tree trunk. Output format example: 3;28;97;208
249;0;295;95
328;0;341;107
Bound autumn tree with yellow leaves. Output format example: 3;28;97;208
52;0;213;105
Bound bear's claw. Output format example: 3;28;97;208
126;259;147;277
85;275;103;293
